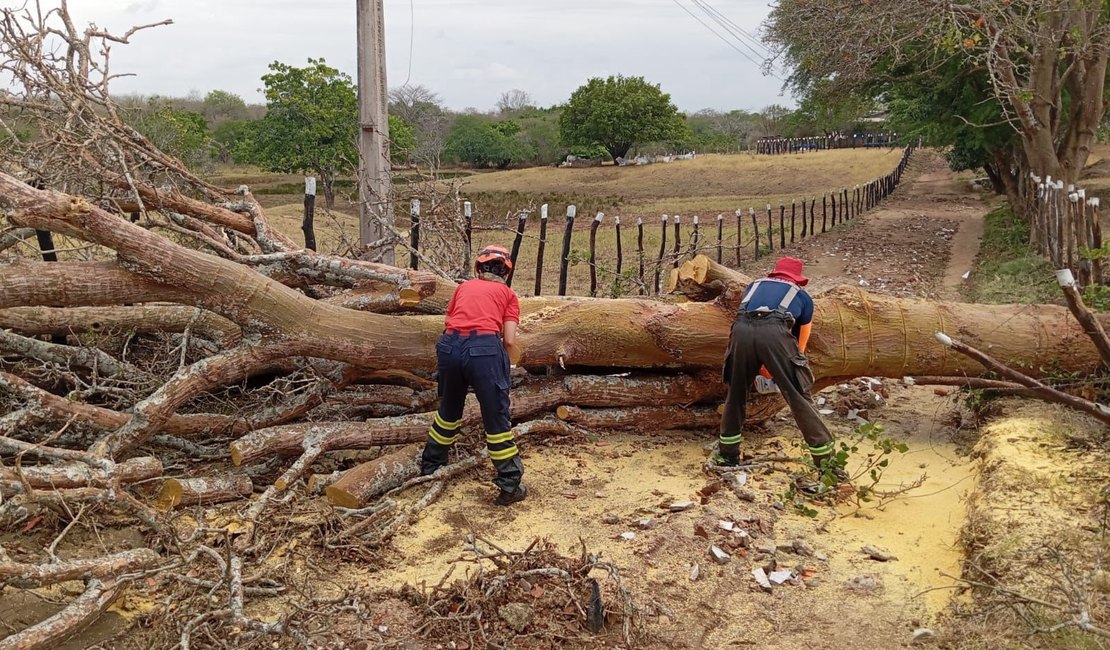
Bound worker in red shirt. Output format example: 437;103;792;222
420;245;527;506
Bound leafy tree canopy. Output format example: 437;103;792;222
559;75;685;161
445;115;535;169
244;58;357;206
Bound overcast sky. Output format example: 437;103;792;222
61;0;790;112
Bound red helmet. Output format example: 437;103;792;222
475;244;513;275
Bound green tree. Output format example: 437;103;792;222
245;58;357;208
559;75;685;161
211;119;254;164
202;90;249;126
129;100;211;169
765;0;1109;184
388;114;416;163
445;116;535;169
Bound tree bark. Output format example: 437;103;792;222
155;474;254;510
325;446;421;509
554;405;720;431
0;578;121;650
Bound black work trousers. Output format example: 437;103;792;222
719;311;834;462
420;332;523;492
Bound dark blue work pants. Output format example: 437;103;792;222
420;332;523;492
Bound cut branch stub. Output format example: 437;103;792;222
324;445;422;509
155;474;254;510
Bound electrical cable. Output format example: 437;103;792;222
668;0;768;71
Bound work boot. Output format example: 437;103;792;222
420;462;442;477
708;452;740;468
494;484;527;506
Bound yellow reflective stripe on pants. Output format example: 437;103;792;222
485;431;514;445
718;434;742;445
428;427;459;446
488;445;519;461
434;413;463;431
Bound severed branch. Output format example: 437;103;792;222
0;578;123;650
935;332;1110;424
1057;269;1110;369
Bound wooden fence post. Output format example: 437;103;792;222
1091;197;1103;284
534;204;548;296
507;209;528;288
692;215;701;255
750;208;760;260
129;211;140;223
809;197;816;236
842;188;849;221
716;214;724;263
655;215;669;294
463;201;473;277
673;215;682;267
558;205;576;296
790;200;796;243
779;203;786;248
766;204;774;252
735;209;743;265
830;193;836;227
303;177;317;252
408;198;420;269
589;211;603;297
801;199;808;239
637;217;646;295
615;215;624;279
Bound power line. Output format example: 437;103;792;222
690;0;771;60
401;0;415;87
668;0;768;72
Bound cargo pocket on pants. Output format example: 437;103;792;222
791;355;815;394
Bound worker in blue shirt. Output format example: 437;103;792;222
716;257;842;487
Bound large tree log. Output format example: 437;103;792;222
3;176;1107;382
667;254;753;303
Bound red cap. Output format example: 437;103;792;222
768;257;808;287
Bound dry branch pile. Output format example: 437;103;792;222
0;4;1107;647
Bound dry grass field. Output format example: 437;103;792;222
249;148;905;296
458;147;904;215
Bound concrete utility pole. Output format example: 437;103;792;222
356;0;393;262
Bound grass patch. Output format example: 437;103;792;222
964;204;1060;305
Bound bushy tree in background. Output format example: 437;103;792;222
244;58;357;208
202;90;249;126
559;75;686;161
445;115;535;168
388;114;416;164
128;100;211;169
389;84;452;171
